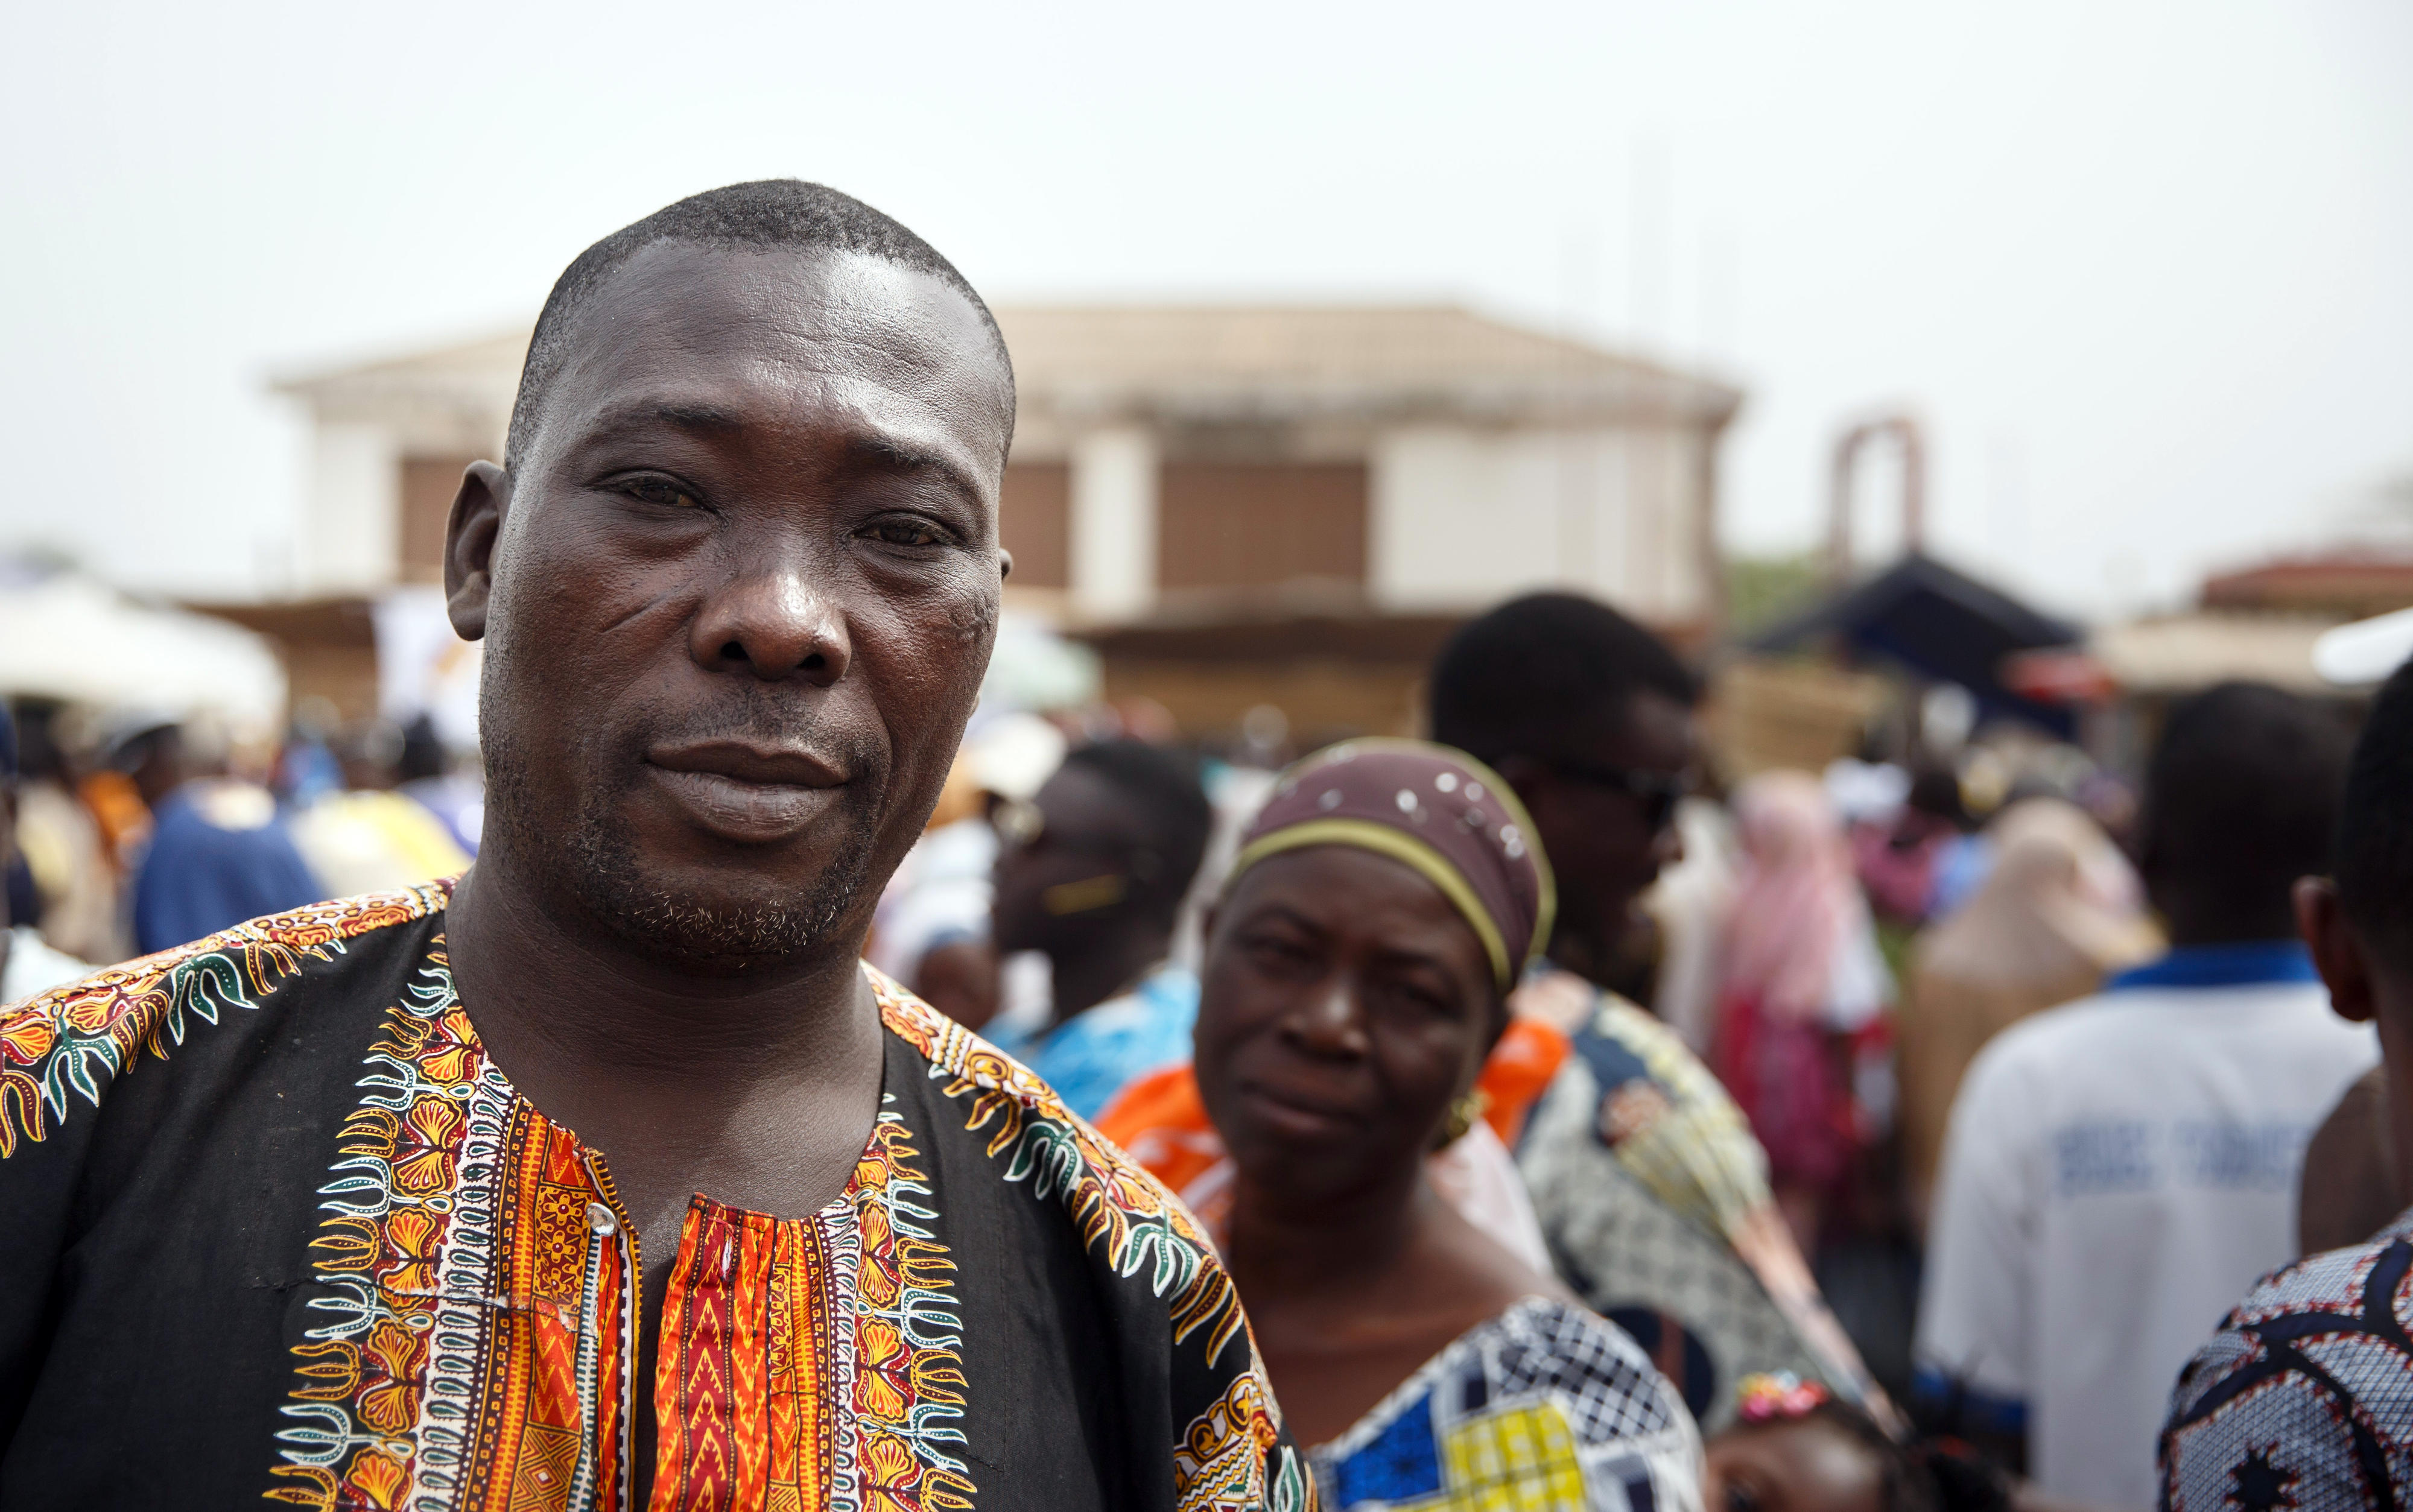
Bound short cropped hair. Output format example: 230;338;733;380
2338;660;2413;969
505;179;1011;467
1061;739;1214;927
1428;593;1699;765
2139;680;2350;919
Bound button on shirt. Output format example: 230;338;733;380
1915;942;2377;1510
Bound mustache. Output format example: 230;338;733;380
627;686;886;776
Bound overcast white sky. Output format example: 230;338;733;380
5;0;2407;621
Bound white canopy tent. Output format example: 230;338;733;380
0;572;287;738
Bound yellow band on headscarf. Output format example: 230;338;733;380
1228;817;1515;993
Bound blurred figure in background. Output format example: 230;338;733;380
285;720;471;897
987;738;1213;1118
7;702;124;965
120;716;324;956
393;712;483;857
1;704;92;1001
1710;770;1894;1256
1897;797;2158;1226
867;710;1065;1030
1643;792;1740;1054
1918;682;2373;1508
1429;592;1889;1432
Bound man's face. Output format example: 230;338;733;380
1513;690;1698;959
452;241;1012;969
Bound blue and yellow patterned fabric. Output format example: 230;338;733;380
1310;1297;1701;1511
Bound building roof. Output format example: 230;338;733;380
993;305;1740;425
2090;612;2336;695
2200;551;2413;620
270;305;1741;434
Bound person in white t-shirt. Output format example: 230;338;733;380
1916;682;2376;1510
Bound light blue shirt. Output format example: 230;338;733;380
991;963;1199;1121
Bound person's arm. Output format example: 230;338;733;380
1914;1042;2037;1473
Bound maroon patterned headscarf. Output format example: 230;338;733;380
1227;739;1556;994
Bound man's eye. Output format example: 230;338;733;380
861;517;953;548
621;478;700;509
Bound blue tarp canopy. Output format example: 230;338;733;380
1749;553;2082;738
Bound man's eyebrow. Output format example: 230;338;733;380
587;399;750;435
848;432;983;504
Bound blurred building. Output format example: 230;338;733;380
258;306;1741;739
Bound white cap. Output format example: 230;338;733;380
2313;606;2413;687
968;712;1067;802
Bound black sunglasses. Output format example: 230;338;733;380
1547;758;1690;833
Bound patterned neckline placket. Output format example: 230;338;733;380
270;931;986;1512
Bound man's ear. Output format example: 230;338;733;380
445;461;509;642
2298;875;2377;1023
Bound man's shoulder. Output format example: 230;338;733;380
2161;1212;2413;1508
872;973;1210;1197
869;964;1265;1379
1;884;449;1156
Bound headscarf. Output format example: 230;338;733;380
1228;738;1554;995
1915;797;2157;989
1719;771;1868;1026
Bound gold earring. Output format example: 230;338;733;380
1435;1089;1491;1148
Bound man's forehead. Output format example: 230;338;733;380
538;241;1010;461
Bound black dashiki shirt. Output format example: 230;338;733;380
2160;1205;2413;1511
0;881;1310;1511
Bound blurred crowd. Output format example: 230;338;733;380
1;585;2391;1512
2;698;480;999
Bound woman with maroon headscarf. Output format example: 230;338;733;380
1100;739;1701;1510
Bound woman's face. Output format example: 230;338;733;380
1703;1419;1885;1512
1194;845;1499;1203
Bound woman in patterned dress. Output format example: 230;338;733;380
1181;739;1703;1510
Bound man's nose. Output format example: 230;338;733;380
690;558;852;686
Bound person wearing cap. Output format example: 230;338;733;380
1102;739;1702;1509
0;704;92;1003
986;738;1214;1119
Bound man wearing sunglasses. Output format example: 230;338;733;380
1430;592;1890;1434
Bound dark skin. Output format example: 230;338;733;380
2144;830;2299;947
438;240;1013;1500
2297;876;2413;1191
1197;845;1573;1447
1490;689;1696;987
992;762;1174;1023
1703;1417;1886;1512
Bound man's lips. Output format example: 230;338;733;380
643;740;848;843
